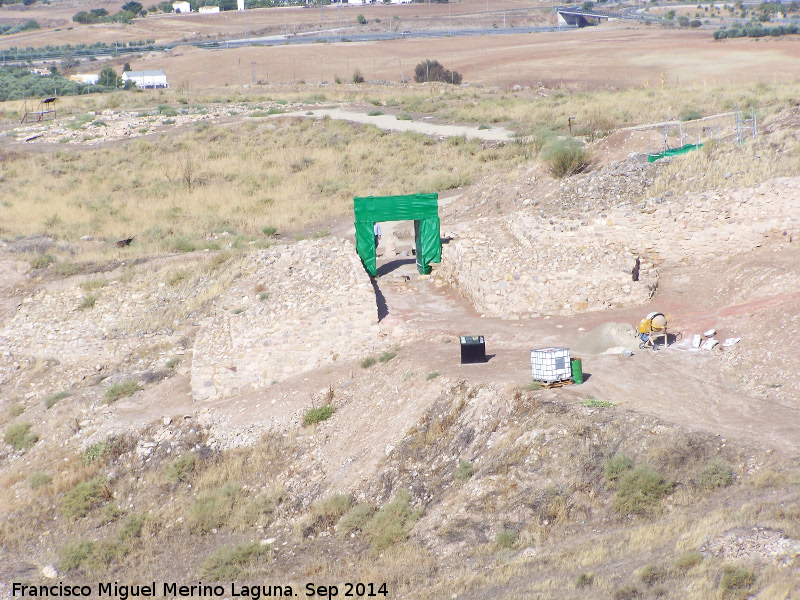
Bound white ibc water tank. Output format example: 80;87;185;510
237;0;245;10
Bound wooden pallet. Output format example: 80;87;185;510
539;379;575;389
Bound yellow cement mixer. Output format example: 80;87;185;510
638;312;669;350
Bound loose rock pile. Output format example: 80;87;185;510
191;239;379;402
702;528;800;567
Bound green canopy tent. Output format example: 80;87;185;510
353;193;441;277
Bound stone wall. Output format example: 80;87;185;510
191;238;379;401
435;177;800;317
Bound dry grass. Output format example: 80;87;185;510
650;128;800;197
0;114;525;253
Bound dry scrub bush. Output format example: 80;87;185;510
164;453;196;484
365;490;422;550
299;494;353;537
613;466;674;515
541;138;590;178
61;476;111;520
28;471;52;490
697;458;734;490
337;503;376;536
4;422;38;450
199;542;272;581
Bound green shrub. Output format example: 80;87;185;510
365;490;422;550
165;453;196;484
697;458;734;490
613;466;674;514
165;357;179;369
681;108;703;121
30;253;54;269
9;403;24;417
454;460;474;481
261;226;277;236
361;357;376;368
541;138;590;178
337;503;375;536
378;351;396;363
44;390;70;409
61;476;110;520
119;514;145;539
639;564;668;586
158;104;177;117
478;124;491;130
258;292;269;302
303;405;335;426
83;441;111;465
352;69;365;84
105;380;142;402
581;397;614;408
524;381;541;391
495;528;517;549
720;566;755;598
79;295;96;310
199;542;272;581
29;471;52;490
604;454;633;484
674;551;703;572
367;110;383;116
188;485;241;533
426;371;439;380
576;572;594;588
396;113;413;121
4;422;38;450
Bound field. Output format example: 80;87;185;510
2;16;800;600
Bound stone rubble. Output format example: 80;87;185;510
702;528;800;567
4;101;303;147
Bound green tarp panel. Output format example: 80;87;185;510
648;143;702;163
353;193;441;277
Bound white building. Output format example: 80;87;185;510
69;73;100;84
172;1;191;12
122;69;168;89
198;5;220;12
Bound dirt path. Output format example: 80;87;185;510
280;108;513;141
367;243;800;454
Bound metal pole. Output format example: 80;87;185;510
238;58;242;86
251;61;256;84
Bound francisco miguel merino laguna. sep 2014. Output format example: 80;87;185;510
12;582;389;599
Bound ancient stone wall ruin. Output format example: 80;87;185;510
435;178;800;317
191;239;379;401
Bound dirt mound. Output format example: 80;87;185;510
571;321;638;355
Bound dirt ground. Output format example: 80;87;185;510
124;28;800;89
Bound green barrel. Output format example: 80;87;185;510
571;358;583;385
